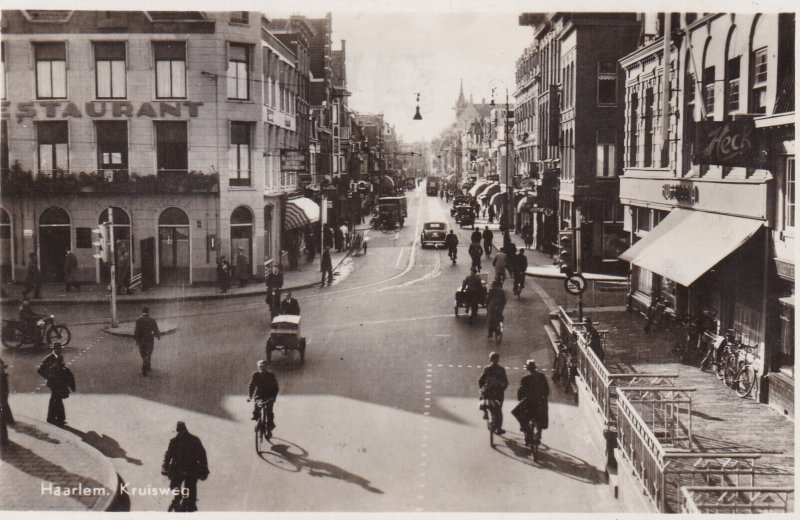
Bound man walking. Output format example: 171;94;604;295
64;249;80;292
37;342;75;427
235;248;249;287
162;421;209;512
22;253;41;299
478;352;508;435
482;226;494;258
321;246;333;286
134;307;161;376
216;256;231;293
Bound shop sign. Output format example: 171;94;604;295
695;119;758;167
280;150;306;172
3;101;203;123
662;183;699;204
775;258;795;281
23;229;33;236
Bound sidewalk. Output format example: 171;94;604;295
0;249;353;306
0;415;120;511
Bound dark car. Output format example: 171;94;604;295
420;222;447;248
450;195;472;216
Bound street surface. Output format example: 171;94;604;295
3;187;620;512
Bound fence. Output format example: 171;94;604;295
680;486;794;513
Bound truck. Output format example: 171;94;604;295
377;196;408;218
426;177;441;196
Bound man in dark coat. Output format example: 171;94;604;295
162;421;209;512
585;317;605;363
486;281;507;338
37;343;74;427
478;352;508;434
461;266;483;321
265;265;283;315
488;204;496;223
468;241;483;273
64;249;80;292
235;248;249;287
248;360;279;433
470;228;482;244
513;249;528;296
320;246;333;286
116;242;131;294
216;256;231;293
522;223;533;249
134;307;161;376
513;360;550;444
22;253;41;299
482;227;494;258
279;291;300;316
445;230;459;263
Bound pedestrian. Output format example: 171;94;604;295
37;342;74;427
1;357;15;431
216;256;231;293
161;421;209;512
493;247;507;285
585;317;605;363
279;290;300;315
134;306;161;376
482;226;494;258
235;248;249;287
479;352;508;435
322;224;334;250
488;204;496;223
321;246;333;286
522;223;533;250
64;249;80;292
116;242;131;295
22;253;41;299
265;264;283;316
339;222;349;250
334;225;343;252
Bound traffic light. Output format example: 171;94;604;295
92;223;110;263
558;230;574;276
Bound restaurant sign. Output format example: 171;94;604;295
662;183;699;204
280;150;306;172
3;101;204;123
695;119;758;167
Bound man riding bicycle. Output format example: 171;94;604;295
468;241;483;273
248;361;279;436
19;299;46;344
486;281;506;338
478;352;508;435
512;360;549;445
445;230;459;262
461;266;484;322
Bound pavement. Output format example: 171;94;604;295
0;415;120;511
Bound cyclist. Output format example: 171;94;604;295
512;249;528;296
513;360;549;446
18;299;46;344
486;281;506;339
445;230;459;263
248;360;279;436
279;291;301;316
461;266;483;322
478;352;508;435
468;240;483;273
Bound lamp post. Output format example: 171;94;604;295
491;81;514;238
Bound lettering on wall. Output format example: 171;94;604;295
662;183;700;204
2;101;204;123
695;119;760;168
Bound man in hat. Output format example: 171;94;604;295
235;248;249;287
320;246;333;286
478;352;508;435
279;291;300;316
247;360;280;435
513;360;550;445
216;255;231;293
134;307;161;376
265;264;284;316
64;249;80;292
162;421;209;512
37;342;75;427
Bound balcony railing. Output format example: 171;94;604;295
681;486;794;513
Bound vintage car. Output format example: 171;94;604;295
455;205;476;228
420;221;447;248
265;314;306;364
450;195;473;216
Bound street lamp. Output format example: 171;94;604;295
413;92;422;120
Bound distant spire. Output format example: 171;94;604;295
470;93;473;104
456;78;467;110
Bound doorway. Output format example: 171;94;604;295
158;207;190;285
38;207;71;282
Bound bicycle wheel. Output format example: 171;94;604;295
255;420;263;453
1;324;24;349
734;365;757;398
46;325;71;347
487;413;494;447
713;353;725;379
723;357;739;387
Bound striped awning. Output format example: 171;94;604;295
517;195;532;212
284;197;320;230
468;181;489;198
490;190;508;207
478;183;500;202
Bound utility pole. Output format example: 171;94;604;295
505;88;514;235
108;208;118;328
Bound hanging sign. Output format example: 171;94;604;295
695;119;759;168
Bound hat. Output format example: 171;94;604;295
525;359;537;370
176;421;187;432
489;352;499;361
142;306;150;314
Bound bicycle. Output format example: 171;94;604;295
732;346;758;398
252;398;275;453
524;417;542;461
488;320;503;344
482;397;502;447
671;316;701;364
552;341;577;402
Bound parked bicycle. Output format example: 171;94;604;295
643;297;669;334
552;340;577;403
671;315;702;364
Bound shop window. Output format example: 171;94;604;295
726;56;740;113
785;156;795;229
659;276;677;309
751;47;768;114
635;207;651;233
229;122;251;187
597;59;617;106
644;88;654;167
35;42;67;99
227;43;250;100
603;203;624;223
596;127;617;177
36;121;69;174
75;227;92;248
94;42;126;99
155;121;187;174
154;41;186;99
96;121;128;175
703;66;715;116
778;299;794;371
634;266;653;296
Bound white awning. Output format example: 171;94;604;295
478;183;500;201
489;189;509;206
468;181;489;197
284;197;320;230
517;195;532;212
619;208;763;287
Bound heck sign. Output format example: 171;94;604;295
701;121;754;163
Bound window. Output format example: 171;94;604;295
597;60;617;105
703;66;715;116
628;92;638;166
644;88;654;167
154;121;187;174
603;203;624;223
96;121;128;174
94;42;126;99
727;57;740;113
596;127;617;177
635;207;651;233
229;122;251;186
154;42;186;99
37;121;69;174
35;42;67;99
785;156;795;229
686;73;696;105
230;11;248;24
227;44;249;100
751;47;768;114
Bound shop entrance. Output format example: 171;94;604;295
230;206;253;275
38;207;71;282
158;207;190;285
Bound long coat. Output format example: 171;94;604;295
514;371;550;429
235;253;249;282
486;286;507;323
25;260;41;288
162;431;209;480
64;252;78;282
320;249;332;272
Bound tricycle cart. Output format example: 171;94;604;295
265;314;306;363
454;273;488;317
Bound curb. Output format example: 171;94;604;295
8;415;121;511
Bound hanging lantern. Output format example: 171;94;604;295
413;92;422;120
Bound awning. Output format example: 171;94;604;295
490;190;509;206
619;209;763;287
284;197;320;230
468;181;489;198
517;195;532;212
478;183;500;201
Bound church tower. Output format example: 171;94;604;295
454;78;468;114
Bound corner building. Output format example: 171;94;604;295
0;11;315;286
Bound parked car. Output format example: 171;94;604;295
420;221;447;248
